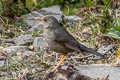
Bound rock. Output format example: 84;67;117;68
64;15;81;23
28;24;44;32
23;5;62;32
0;46;3;51
97;44;117;55
82;32;92;39
63;15;81;26
0;60;5;67
0;52;6;67
23;51;35;56
45;64;120;80
81;29;93;39
13;34;34;46
5;43;15;46
3;46;35;61
78;64;120;80
3;46;28;54
0;24;3;33
15;51;35;61
0;39;15;46
40;5;62;22
45;65;95;80
33;37;48;51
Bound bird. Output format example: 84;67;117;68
33;15;104;71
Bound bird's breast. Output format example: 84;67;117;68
43;28;74;53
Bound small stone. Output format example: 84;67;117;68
0;24;3;33
23;51;35;56
3;46;28;54
97;44;116;54
28;24;44;32
0;60;5;67
82;29;93;39
15;51;35;61
0;46;3;51
64;15;81;26
33;37;48;51
13;34;34;46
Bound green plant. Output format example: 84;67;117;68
105;18;120;40
86;0;113;34
1;32;6;46
84;0;92;7
102;0;112;7
99;0;112;33
0;0;28;17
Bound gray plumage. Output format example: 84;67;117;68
41;16;104;58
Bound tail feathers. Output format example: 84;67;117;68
79;44;104;58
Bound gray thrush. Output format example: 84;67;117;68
33;16;104;71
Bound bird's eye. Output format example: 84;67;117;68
44;18;47;22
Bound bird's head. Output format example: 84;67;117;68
33;16;59;29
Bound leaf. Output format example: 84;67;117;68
116;44;120;58
117;26;120;31
117;18;120;26
105;31;120;40
84;0;92;7
102;0;112;6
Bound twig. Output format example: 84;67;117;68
0;39;15;44
71;54;94;60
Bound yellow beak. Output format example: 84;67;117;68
32;17;43;21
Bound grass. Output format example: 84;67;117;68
0;0;120;79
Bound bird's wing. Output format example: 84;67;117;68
54;28;80;52
55;38;80;51
54;27;104;58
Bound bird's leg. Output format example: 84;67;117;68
52;53;67;72
56;54;67;66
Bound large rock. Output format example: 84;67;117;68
40;5;62;22
45;65;94;80
78;64;120;80
23;5;63;32
23;5;82;32
45;64;120;80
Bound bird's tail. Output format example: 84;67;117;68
79;44;104;58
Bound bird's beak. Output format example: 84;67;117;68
32;17;43;21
